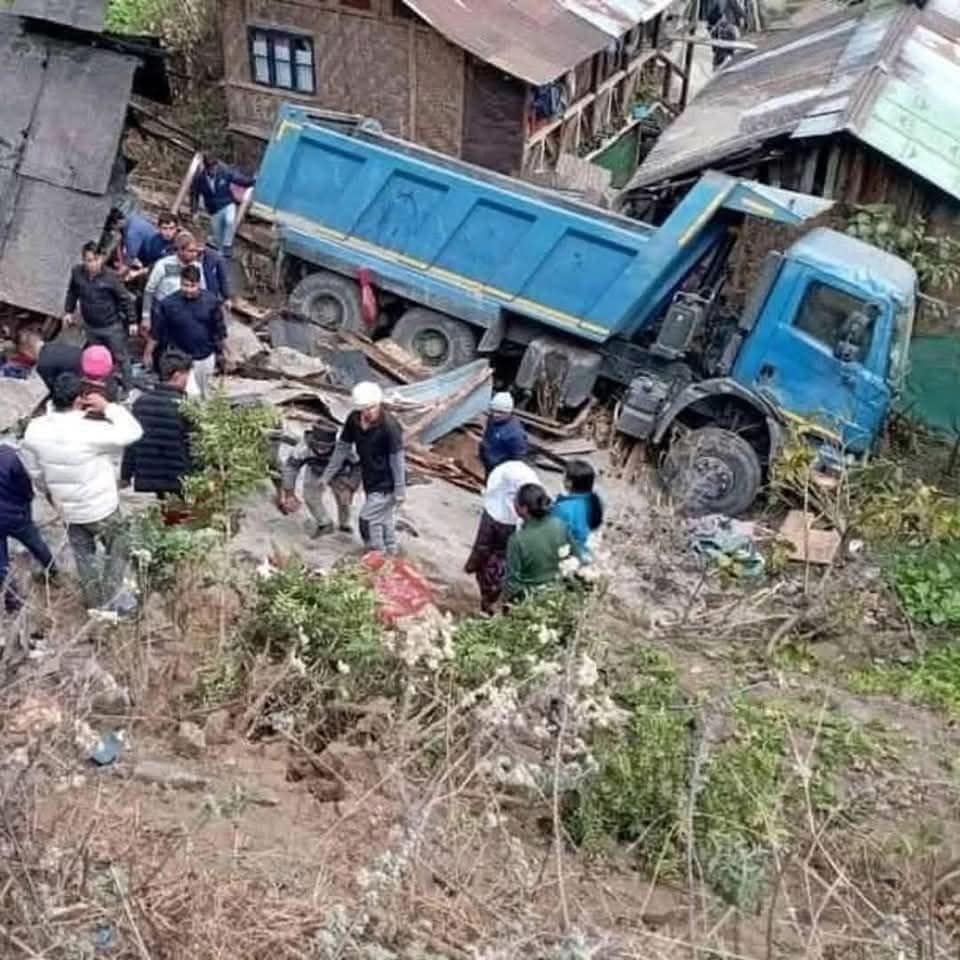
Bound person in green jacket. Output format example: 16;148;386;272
505;483;573;601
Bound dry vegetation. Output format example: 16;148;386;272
3;405;960;960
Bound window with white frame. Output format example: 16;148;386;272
248;27;315;94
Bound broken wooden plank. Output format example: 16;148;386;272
132;115;196;155
540;436;597;457
231;297;271;323
336;330;420;384
130;96;198;144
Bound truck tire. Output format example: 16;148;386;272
387;308;478;374
660;427;762;517
288;270;365;333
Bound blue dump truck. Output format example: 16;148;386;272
252;104;917;515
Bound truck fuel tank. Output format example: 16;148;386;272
617;374;673;440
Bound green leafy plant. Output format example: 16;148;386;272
846;204;960;291
129;508;218;591
181;394;278;530
247;560;384;677
567;647;878;906
452;585;584;686
891;545;960;627
565;646;692;868
106;0;212;51
851;643;960;715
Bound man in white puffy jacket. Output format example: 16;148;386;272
21;373;143;615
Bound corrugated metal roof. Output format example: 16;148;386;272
0;13;137;315
852;0;960;203
625;0;960;203
402;0;674;86
0;180;112;317
10;0;106;33
19;44;136;194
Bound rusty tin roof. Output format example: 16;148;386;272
402;0;676;85
11;0;107;32
626;0;960;203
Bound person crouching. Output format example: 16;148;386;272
279;421;362;537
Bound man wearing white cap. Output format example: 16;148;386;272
479;391;529;476
321;381;406;554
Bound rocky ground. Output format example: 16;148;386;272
3;423;960;959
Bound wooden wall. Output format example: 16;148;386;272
461;58;527;174
221;0;464;157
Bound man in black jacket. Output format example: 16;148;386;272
121;351;195;498
63;242;134;389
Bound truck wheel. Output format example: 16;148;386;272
388;308;477;374
288;270;365;333
660;427;762;517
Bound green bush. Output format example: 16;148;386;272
106;0;165;32
565;647;692;867
247;560;384;676
129;508;218;591
181;394;277;529
566;650;875;907
452;585;584;686
891;544;960;627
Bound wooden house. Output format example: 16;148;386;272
220;0;690;178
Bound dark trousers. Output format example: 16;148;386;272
86;323;132;387
67;511;129;611
0;518;55;613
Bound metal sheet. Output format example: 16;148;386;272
625;9;861;190
402;0;605;85
0;179;111;316
626;0;960;201
401;0;661;85
557;0;668;36
11;0;106;32
0;20;46;173
19;45;137;195
386;359;493;444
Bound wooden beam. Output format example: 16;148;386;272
407;21;417;140
524;47;660;149
822;144;842;199
584;115;643;162
800;147;819;194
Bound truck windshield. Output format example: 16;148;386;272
888;297;915;389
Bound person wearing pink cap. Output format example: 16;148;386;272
80;346;119;403
81;345;113;380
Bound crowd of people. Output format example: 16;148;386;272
0;152;604;620
466;393;605;612
0;154;251;618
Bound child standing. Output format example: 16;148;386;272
552;459;604;559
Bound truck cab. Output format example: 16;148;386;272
629;228;916;515
734;229;915;452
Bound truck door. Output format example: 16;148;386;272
733;262;892;453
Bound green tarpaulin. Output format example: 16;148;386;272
903;335;960;436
